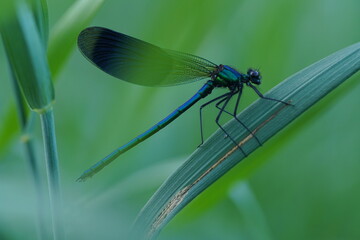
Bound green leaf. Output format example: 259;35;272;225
0;0;13;24
131;42;360;239
0;104;19;153
229;181;272;240
0;0;104;153
29;0;49;45
1;1;53;112
48;0;105;78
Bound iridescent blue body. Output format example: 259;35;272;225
218;65;243;84
77;27;283;181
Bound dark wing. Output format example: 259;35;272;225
77;27;218;86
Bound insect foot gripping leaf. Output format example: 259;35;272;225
131;42;360;240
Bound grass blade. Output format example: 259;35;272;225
132;42;360;239
229;181;272;240
1;1;53;111
4;1;49;237
8;66;48;240
1;2;63;239
0;0;104;153
29;0;49;44
48;0;105;78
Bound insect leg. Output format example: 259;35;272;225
215;91;247;157
198;92;233;146
233;86;262;145
214;87;262;146
248;84;291;105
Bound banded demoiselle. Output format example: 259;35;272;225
77;26;288;181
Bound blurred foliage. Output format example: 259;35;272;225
0;0;359;239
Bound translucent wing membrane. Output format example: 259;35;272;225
77;27;218;86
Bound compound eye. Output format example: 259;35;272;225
247;68;260;77
251;70;259;77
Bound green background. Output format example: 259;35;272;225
0;0;359;239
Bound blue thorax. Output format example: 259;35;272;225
217;65;243;84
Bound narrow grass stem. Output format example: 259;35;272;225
39;108;63;240
10;68;48;240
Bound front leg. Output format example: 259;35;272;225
248;84;292;105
